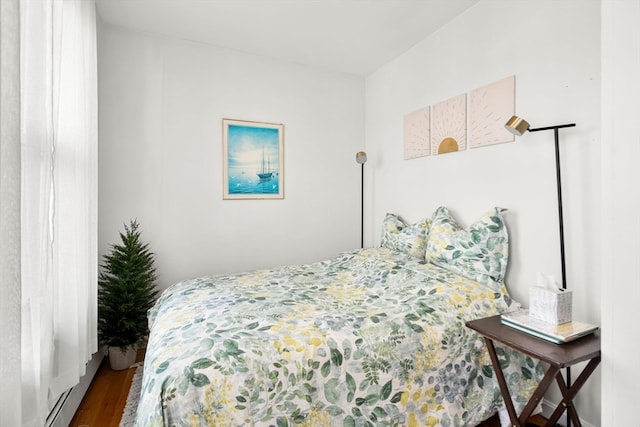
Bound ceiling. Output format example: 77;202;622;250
95;0;479;76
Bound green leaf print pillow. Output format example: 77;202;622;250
425;207;509;283
380;213;431;260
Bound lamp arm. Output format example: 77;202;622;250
528;123;576;132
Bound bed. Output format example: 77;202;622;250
134;207;542;426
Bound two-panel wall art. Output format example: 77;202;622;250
222;118;284;200
403;75;516;159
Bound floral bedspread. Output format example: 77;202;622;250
135;248;541;427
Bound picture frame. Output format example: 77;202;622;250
430;93;467;155
403;106;431;159
469;75;515;148
222;118;284;200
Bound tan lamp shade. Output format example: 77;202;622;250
355;151;367;164
504;115;530;136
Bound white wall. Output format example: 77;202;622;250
601;1;640;426
365;0;601;424
97;23;365;290
96;2;640;425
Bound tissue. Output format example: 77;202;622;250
529;273;572;324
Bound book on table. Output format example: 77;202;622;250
501;309;599;344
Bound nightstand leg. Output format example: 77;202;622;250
545;356;601;427
483;338;558;426
483;337;566;427
518;367;558;424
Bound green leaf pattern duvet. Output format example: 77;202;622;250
136;248;541;427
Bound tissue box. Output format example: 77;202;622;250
529;286;572;324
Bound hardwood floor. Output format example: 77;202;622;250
69;348;547;427
70;349;145;427
477;413;548;427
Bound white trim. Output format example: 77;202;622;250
46;350;106;427
540;397;595;427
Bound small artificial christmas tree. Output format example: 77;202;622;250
98;219;158;364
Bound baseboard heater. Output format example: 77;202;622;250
45;349;106;427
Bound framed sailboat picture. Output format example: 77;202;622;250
222;118;284;200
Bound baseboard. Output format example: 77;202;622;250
46;348;107;427
540;398;596;427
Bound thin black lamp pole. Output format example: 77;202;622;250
356;151;367;249
528;123;575;292
360;162;364;249
527;122;576;427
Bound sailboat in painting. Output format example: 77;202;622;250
257;147;273;180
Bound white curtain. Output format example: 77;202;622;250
1;0;23;425
20;0;98;425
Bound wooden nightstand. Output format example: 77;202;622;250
466;315;600;427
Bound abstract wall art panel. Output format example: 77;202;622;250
403;107;431;159
430;93;467;155
469;75;516;148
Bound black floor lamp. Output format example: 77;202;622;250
504;115;576;427
355;151;367;249
504;116;575;291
